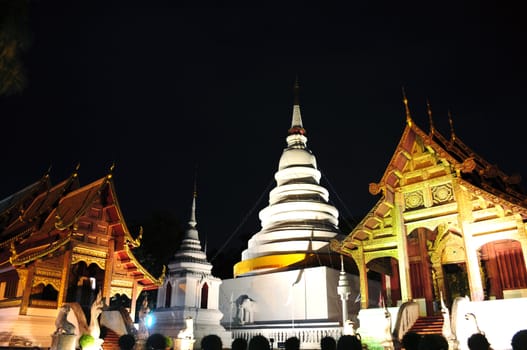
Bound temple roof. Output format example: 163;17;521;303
334;108;527;252
0;168;162;290
0;173;52;234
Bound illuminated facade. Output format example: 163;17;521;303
0;169;162;348
331;99;527;316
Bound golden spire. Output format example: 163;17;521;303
448;110;456;142
426;98;435;136
107;161;115;179
73;162;80;178
402;86;412;127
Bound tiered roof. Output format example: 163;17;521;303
334;98;527;253
0;167;162;291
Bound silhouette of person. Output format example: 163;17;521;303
511;330;527;350
337;335;362;350
201;334;222;350
232;337;248;350
468;333;491;350
320;336;336;350
248;335;270;350
418;334;448;350
401;331;421;350
146;333;168;350
118;334;136;350
285;337;300;350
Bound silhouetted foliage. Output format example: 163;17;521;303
130;210;184;278
0;1;30;96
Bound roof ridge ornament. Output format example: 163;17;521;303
402;86;413;127
45;164;53;178
426;98;435;136
448;110;456;142
107;161;115;179
72;162;80;179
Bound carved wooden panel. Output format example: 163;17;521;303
405;190;425;210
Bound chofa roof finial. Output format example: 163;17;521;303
426;98;435;136
402;86;413;127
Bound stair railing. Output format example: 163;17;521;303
450;295;469;340
440;292;453;340
392;300;419;342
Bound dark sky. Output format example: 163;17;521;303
1;1;526;255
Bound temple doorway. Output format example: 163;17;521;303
366;257;400;307
442;263;469;306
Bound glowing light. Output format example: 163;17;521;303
146;314;154;328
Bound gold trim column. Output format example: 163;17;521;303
518;222;527;275
20;263;36;315
394;190;412;302
130;281;144;322
103;238;115;302
454;180;484;301
57;249;72;305
15;267;28;298
352;246;369;309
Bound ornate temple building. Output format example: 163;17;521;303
0;168;163;348
331;98;527;348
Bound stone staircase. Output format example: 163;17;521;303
408;315;444;335
102;328;120;350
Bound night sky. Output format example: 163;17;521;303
1;1;526;257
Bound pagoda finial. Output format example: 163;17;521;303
402;86;413;126
448;110;456;142
294;75;300;106
289;76;305;133
190;169;198;228
426;98;435;136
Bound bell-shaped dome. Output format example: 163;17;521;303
278;147;317;170
234;98;340;277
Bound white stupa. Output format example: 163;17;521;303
219;85;364;348
234;82;341;277
153;190;231;349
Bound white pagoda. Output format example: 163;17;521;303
152;191;231;349
219;84;370;348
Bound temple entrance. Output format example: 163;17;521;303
366;257;400;307
442;263;469;306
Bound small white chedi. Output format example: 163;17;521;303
152;191;231;349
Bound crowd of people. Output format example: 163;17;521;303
114;329;527;350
